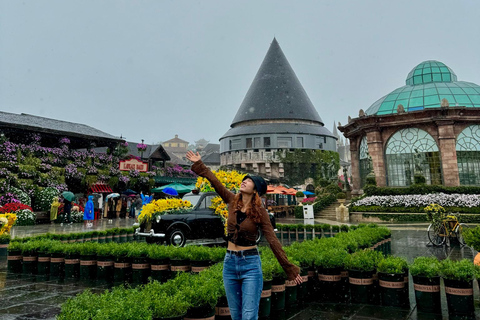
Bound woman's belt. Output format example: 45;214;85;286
226;248;259;256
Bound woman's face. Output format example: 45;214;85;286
240;178;256;195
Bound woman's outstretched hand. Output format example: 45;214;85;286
294;273;303;285
186;151;201;163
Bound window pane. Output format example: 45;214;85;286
297;137;304;148
264;137;271;148
246;138;252;148
254;137;260;148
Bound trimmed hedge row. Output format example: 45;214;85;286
359;213;480;223
351;205;480;214
364;185;480;196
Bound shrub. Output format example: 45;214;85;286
324;184;342;195
344;249;384;271
313;194;336;213
440;259;477;282
414;174;426;185
410;257;440;278
377;256;408;274
463;226;480;251
313;248;348;269
336;192;346;199
295;191;304;197
34;187;59;211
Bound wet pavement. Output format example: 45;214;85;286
1;219;480;319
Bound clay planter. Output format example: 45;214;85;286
215;296;231;320
37;252;51;276
348;269;374;304
412;276;441;314
170;259;191;278
114;257;132;284
184;304;215;320
444;278;475;316
79;254;97;281
378;272;409;308
64;254;80;279
150;258;170;283
49;253;65;278
285;279;298;309
271;276;286;311
7;250;23;274
22;254;37;275
317;267;342;302
131;257;150;284
0;240;9;256
259;280;272;318
96;255;114;283
191;260;210;273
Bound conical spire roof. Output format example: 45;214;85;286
231;38;323;126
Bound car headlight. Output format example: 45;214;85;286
156;215;161;223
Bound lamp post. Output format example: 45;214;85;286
140;139;144;160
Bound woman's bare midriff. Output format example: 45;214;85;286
227;241;257;251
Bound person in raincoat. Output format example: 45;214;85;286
83;196;95;227
50;197;61;224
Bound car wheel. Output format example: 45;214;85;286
168;228;187;247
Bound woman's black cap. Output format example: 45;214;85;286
243;175;267;196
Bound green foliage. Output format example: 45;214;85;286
324;184;342;195
34;187;59;211
414;174;426;185
366;175;376;186
277;149;340;185
336;192;346;199
463;226;480;252
313;248;348;269
0;233;11;243
440;259;477;282
294;206;303;219
377;256;408;274
364;185;480;196
410;257;440;278
344;249;384;271
313;194;336;213
295;191;304;197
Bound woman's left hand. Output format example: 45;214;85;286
294;274;303;285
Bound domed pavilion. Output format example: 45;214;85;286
339;60;480;194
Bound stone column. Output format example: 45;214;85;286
437;121;460;186
366;130;387;187
349;139;362;196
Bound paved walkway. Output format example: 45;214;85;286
1;219;480;319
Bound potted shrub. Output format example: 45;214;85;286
169;246;191;277
336;192;346;204
105;228;115;243
96;242;114;283
271;259;287;312
0;234;11;256
304;224;314;240
36;239;52;277
83;231;93;242
151;291;189;320
377;256;409;308
48;241;65;278
128;243;150;284
91;231;99;243
331;225;340;236
64;243;81;279
314;248;348;302
98;230;107;244
7;241;23;274
112;243;132;284
112;228;121;243
187;246;211;273
21;241;38;275
295;191;304;204
148;245;171;283
127;227;135;242
79;242;97;281
344;249;383;304
440;259;476;316
119;228;128;243
321;224;331;238
410;257;441;314
183;266;223;319
284;257;301;309
260;256;275;318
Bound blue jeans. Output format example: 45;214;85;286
223;251;263;320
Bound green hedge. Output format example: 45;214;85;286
364;185;480;196
360;213;480;223
313;194;336;213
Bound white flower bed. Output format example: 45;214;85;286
352;193;480;208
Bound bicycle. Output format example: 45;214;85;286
427;214;469;246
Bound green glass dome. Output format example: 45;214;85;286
366;60;480;115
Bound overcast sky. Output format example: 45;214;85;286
1;0;480;146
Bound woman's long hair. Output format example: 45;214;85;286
232;192;263;223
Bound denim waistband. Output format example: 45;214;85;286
226;248;259;256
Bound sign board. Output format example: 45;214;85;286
119;158;148;172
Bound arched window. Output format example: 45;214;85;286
385;128;442;186
358;136;372;187
456;125;480;185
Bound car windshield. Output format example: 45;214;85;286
183;194;202;207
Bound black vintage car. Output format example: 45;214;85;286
135;191;276;247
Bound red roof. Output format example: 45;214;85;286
90;183;113;193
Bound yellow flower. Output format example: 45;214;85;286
0;213;16;236
138;199;193;224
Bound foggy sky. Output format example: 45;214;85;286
1;0;480;146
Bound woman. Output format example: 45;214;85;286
186;151;302;320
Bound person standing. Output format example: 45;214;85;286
134;195;143;221
83;195;95;227
63;200;72;225
50;197;60;224
186;151;302;320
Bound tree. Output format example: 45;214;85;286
277;149;340;186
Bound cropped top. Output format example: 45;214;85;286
191;160;300;280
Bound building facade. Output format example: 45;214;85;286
220;38;336;178
339;60;480;195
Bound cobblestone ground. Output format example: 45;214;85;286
1;219;479;319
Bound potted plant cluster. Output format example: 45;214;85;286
377;256;409;308
410;256;441;314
